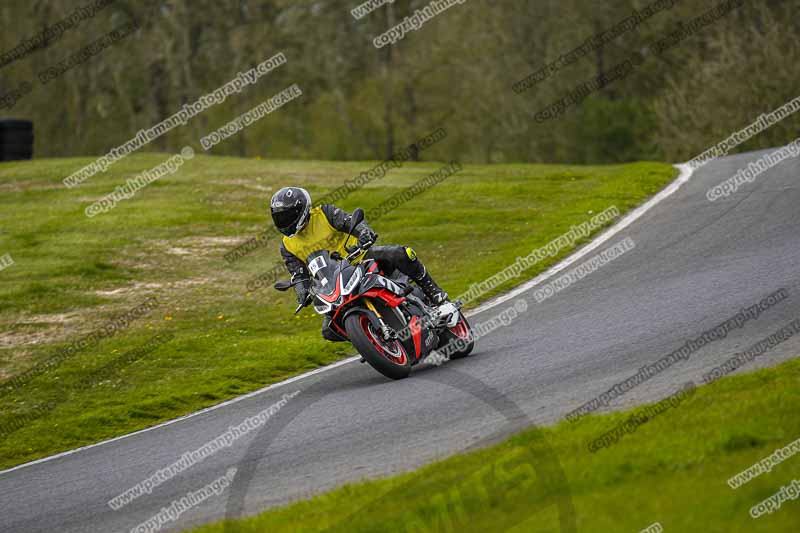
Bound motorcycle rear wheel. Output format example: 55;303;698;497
437;313;475;359
346;312;412;380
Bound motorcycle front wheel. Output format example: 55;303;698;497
345;312;412;380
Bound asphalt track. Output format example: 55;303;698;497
1;148;799;532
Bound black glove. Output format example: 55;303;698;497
294;279;311;305
358;229;377;248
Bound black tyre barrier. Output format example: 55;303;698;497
0;119;34;161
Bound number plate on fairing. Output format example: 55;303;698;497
308;255;327;276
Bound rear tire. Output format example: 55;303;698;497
345;312;412;380
437;313;475;359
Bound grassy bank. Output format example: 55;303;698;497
191;357;800;533
0;153;675;468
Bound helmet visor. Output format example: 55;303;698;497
272;204;304;233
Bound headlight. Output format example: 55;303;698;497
342;269;362;296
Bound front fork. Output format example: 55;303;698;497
364;298;397;341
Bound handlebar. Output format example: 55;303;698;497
345;239;374;262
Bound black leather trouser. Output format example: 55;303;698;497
363;245;426;279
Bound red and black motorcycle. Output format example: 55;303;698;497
275;208;474;379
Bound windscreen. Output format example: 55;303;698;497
307;251;340;296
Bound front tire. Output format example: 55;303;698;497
345;313;412;380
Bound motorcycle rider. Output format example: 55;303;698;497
270;186;449;342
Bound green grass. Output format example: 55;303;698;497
0;152;675;469
190;357;800;533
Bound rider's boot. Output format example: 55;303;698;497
414;266;449;306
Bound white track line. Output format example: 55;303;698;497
0;357;359;476
0;163;695;476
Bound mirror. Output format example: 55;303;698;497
349;208;364;234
